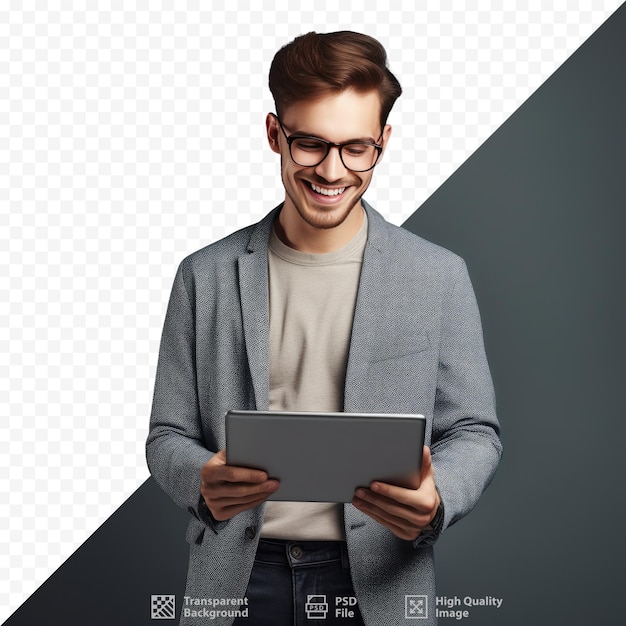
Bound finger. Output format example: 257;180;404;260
202;477;279;500
353;492;413;527
352;496;420;541
420;445;434;483
365;479;438;515
202;449;271;484
212;449;227;464
354;489;431;528
210;493;274;521
203;480;279;520
207;488;277;510
202;461;269;485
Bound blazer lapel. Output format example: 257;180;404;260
344;201;389;412
237;207;281;411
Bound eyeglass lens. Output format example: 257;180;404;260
290;137;378;172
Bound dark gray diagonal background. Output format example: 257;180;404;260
4;4;625;624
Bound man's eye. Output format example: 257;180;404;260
344;146;368;156
294;140;325;151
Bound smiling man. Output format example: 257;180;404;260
268;89;389;250
147;31;501;626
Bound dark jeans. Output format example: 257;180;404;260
234;539;366;626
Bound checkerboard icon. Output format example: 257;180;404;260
151;595;176;619
405;595;428;619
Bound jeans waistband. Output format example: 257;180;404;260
256;538;350;569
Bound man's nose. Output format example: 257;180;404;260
314;145;348;182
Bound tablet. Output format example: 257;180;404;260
225;410;426;502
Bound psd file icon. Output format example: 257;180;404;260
305;595;329;619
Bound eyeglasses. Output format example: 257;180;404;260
271;113;384;173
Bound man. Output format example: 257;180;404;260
147;31;501;626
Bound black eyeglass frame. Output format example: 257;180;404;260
271;113;384;173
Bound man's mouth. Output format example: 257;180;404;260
309;182;346;196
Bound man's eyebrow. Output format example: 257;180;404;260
298;132;379;143
284;124;378;144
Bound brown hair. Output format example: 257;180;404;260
269;31;402;127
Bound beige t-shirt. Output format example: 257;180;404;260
261;213;368;540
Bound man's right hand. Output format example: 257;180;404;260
200;449;279;521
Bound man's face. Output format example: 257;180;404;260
266;89;391;232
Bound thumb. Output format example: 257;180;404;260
405;445;432;490
212;448;227;465
420;445;433;483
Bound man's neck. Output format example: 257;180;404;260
275;202;365;254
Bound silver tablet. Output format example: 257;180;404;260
225;410;426;502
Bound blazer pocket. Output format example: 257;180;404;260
369;329;430;364
363;330;435;413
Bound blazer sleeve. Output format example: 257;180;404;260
427;258;502;537
145;260;215;524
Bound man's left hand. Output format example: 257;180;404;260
352;445;440;541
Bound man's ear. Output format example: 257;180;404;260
379;124;392;161
266;113;281;154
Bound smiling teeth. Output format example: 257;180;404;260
311;183;346;196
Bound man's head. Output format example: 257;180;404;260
266;32;402;251
268;31;402;128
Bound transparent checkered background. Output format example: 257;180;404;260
0;0;620;619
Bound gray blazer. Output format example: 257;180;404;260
146;201;501;625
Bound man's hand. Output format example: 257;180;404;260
351;445;440;541
200;449;279;521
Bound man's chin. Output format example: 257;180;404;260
296;196;363;231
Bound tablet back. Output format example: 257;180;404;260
226;410;425;502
